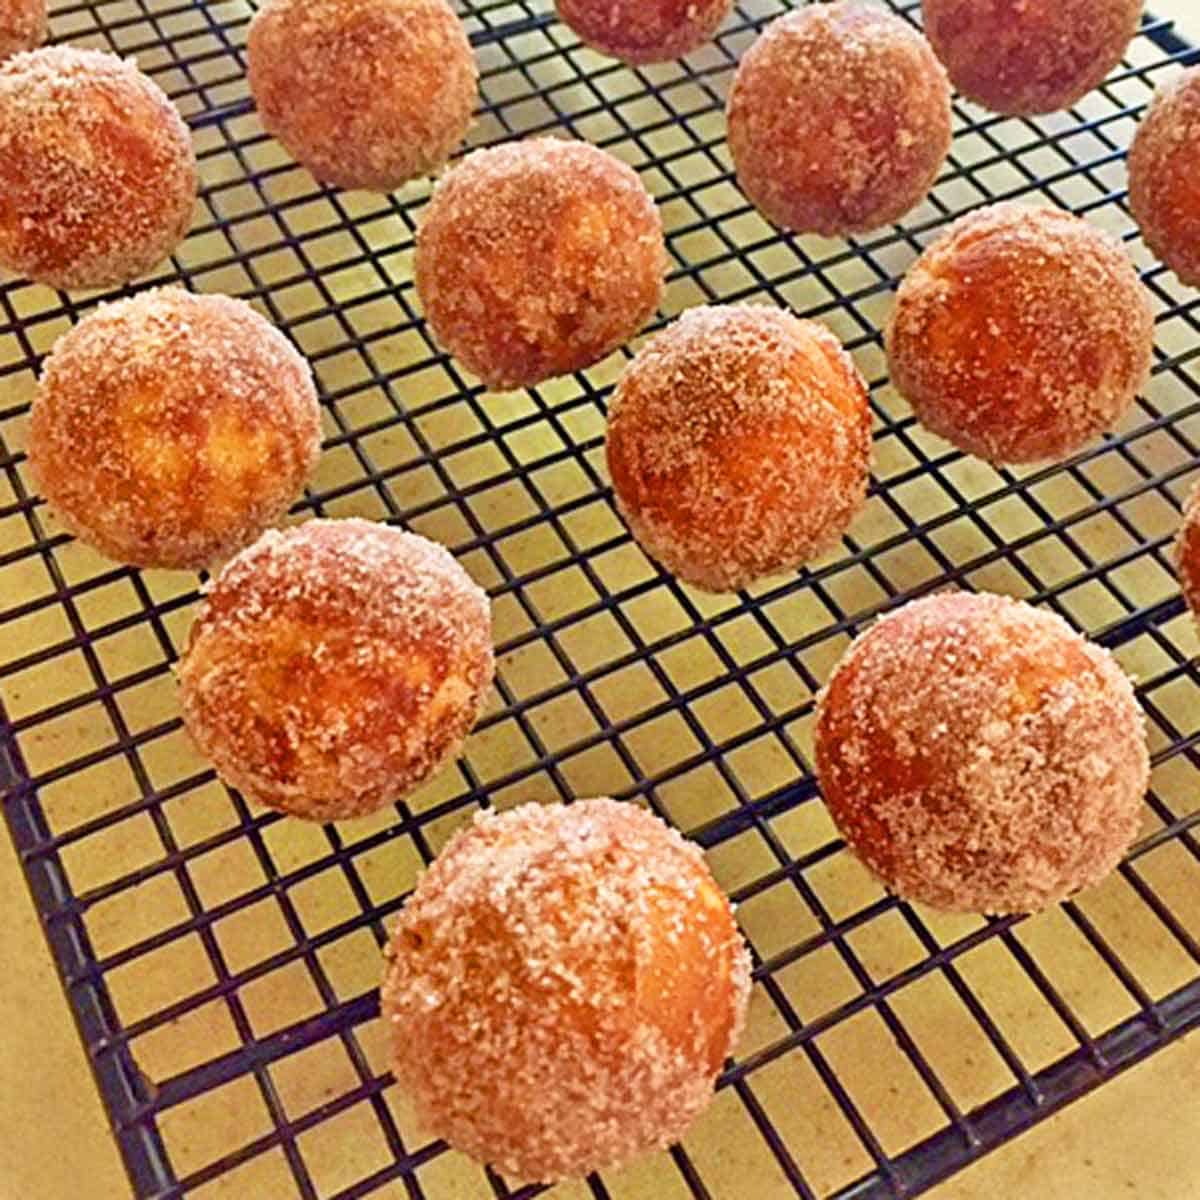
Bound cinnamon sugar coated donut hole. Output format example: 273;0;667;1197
1129;67;1200;287
247;0;477;191
28;288;321;570
382;799;751;1181
606;305;872;593
1176;485;1200;625
178;520;494;822
815;593;1149;915
922;0;1143;116
0;0;46;59
727;2;951;236
886;203;1154;464
415;138;666;390
555;0;733;64
0;48;196;289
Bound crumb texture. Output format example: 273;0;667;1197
607;304;872;592
178;519;494;821
0;47;196;289
815;592;1149;915
382;798;752;1182
415;137;666;390
29;287;321;569
886;202;1154;464
727;1;951;235
923;0;1143;115
247;0;477;191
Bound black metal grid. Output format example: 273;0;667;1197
2;2;1200;1197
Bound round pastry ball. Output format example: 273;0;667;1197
922;0;1143;116
1177;484;1200;623
415;138;666;391
1129;67;1200;287
886;203;1154;464
727;2;951;236
382;798;751;1182
247;0;477;192
815;592;1149;915
29;288;321;570
556;0;733;64
606;305;871;593
178;519;494;822
0;0;46;59
0;47;196;290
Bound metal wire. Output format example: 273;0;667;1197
2;2;1200;1198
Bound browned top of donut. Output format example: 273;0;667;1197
29;287;320;568
816;592;1149;914
0;47;195;288
247;0;477;190
382;798;751;1181
415;138;665;389
923;0;1144;115
1129;66;1200;287
190;519;486;649
727;1;951;235
557;0;733;64
179;519;493;820
886;202;1154;464
606;304;871;591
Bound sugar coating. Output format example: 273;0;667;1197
415;138;666;391
727;1;951;236
178;519;494;822
885;202;1154;465
1129;67;1200;288
923;0;1143;116
606;304;871;593
556;0;733;64
815;592;1149;915
381;798;752;1182
0;47;196;290
247;0;477;192
0;0;45;59
1176;483;1200;624
28;287;321;570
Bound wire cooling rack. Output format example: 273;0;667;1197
2;2;1200;1198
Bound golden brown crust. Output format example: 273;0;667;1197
0;0;45;59
606;304;871;592
556;0;733;64
415;138;666;390
885;202;1154;464
381;799;751;1181
923;0;1143;116
727;2;951;236
28;287;321;570
0;47;195;289
1129;67;1200;287
247;0;477;191
177;519;494;822
1176;484;1200;623
815;592;1149;915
